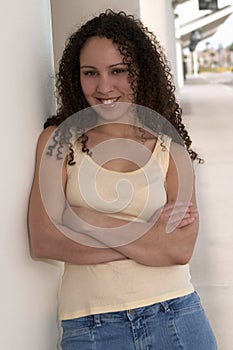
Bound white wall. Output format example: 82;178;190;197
0;0;62;349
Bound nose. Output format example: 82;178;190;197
96;74;114;94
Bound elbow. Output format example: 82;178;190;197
172;245;194;265
28;211;47;259
135;248;192;267
28;235;46;260
135;249;175;267
171;228;198;265
28;224;50;260
29;247;43;260
174;253;191;265
28;212;59;260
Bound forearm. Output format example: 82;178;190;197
29;207;126;265
115;218;199;266
64;205;198;266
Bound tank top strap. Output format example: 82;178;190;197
155;134;172;176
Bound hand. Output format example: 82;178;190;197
151;202;198;230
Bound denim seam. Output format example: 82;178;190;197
168;311;185;350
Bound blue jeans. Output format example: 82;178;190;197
61;291;217;350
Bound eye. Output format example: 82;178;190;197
112;68;128;75
82;71;97;77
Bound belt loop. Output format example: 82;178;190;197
160;301;170;313
93;314;102;326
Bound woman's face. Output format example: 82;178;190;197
79;36;134;110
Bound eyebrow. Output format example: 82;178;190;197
80;62;127;69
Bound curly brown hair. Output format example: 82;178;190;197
45;9;200;162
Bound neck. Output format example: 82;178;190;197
94;122;142;139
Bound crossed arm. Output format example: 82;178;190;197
28;127;199;267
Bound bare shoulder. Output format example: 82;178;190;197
38;125;56;139
31;126;59;177
166;140;195;202
169;141;194;171
169;140;189;157
35;125;67;183
36;126;57;156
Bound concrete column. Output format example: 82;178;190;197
192;50;199;76
139;0;178;88
0;0;62;349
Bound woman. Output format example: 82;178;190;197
28;10;217;350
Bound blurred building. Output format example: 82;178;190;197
174;0;233;80
198;45;233;70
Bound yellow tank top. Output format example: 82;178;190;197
59;134;194;320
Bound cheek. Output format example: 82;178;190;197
119;77;133;93
80;77;96;97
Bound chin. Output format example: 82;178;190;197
92;101;133;123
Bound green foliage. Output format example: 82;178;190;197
228;42;233;52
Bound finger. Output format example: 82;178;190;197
176;216;197;228
163;202;192;209
152;203;197;223
164;208;196;220
170;209;198;220
169;211;198;226
162;202;195;214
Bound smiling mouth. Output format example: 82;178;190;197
97;97;119;105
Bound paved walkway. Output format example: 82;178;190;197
179;75;233;350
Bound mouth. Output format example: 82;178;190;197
96;97;120;106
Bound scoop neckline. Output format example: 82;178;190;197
83;137;162;175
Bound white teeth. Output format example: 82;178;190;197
101;98;118;105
